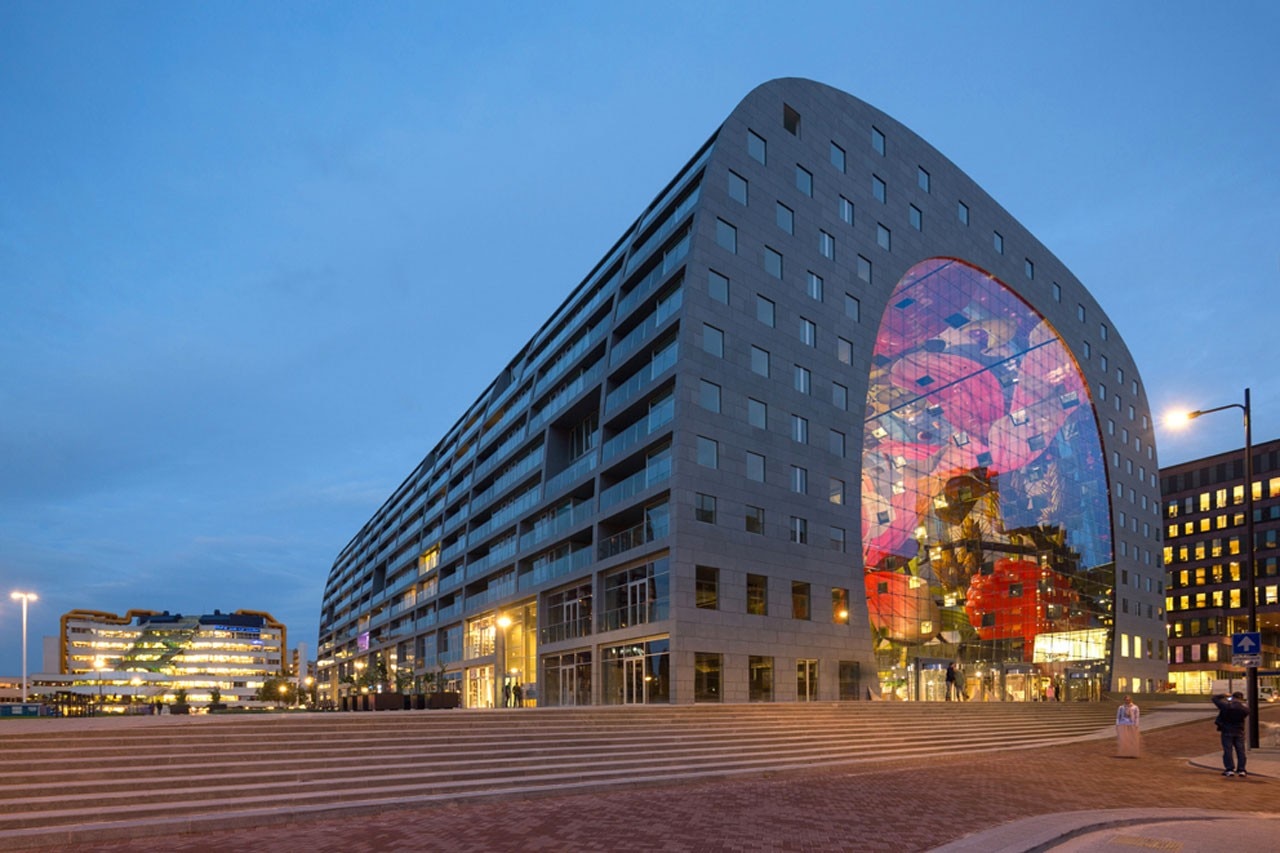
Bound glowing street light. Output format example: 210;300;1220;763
9;591;37;703
1165;387;1260;748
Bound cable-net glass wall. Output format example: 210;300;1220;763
861;258;1113;701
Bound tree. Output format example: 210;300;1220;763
257;676;296;705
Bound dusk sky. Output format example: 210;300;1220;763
2;2;1277;677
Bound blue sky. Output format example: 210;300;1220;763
2;2;1277;676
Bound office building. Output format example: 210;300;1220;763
1161;438;1280;693
317;78;1165;706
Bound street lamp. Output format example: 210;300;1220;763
278;682;288;709
1167;387;1259;748
9;591;37;703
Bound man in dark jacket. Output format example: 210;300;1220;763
1212;691;1250;777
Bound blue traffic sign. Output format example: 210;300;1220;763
1232;632;1262;666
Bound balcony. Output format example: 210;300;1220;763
598;460;671;513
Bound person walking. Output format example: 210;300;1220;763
945;663;957;702
1115;695;1140;757
1213;690;1250;777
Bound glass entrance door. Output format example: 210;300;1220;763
797;659;818;701
467;665;494;709
622;654;648;704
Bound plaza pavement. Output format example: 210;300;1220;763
10;702;1280;852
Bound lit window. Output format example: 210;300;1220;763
708;270;729;304
776;202;794;234
806;271;824;301
829;477;845;505
832;587;850;623
876;224;891;250
764;247;783;279
756;295;776;327
696;566;719;609
957;201;969;225
917;166;930;192
909;205;922;231
873;174;886;203
728;171;748;205
871;126;885;155
796;165;813;197
747;129;766;164
716;219;737;253
830;141;846;172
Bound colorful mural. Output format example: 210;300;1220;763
861;259;1113;699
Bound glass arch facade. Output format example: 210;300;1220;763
861;259;1114;702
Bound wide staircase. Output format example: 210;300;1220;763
0;702;1117;848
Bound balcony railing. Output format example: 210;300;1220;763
598;460;670;513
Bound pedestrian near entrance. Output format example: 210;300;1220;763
1115;695;1140;757
945;663;957;701
1213;691;1250;777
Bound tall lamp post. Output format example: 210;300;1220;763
9;591;37;703
1168;387;1259;748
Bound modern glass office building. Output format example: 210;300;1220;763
316;78;1166;707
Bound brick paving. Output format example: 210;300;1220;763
75;709;1277;853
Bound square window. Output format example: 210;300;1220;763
832;382;848;411
839;196;854;225
806;271;824;301
696;436;718;469
776;202;794;234
747;573;768;614
764;247;783;279
829;477;845;505
695;493;717;523
857;255;872;283
819;230;834;260
790;518;809;547
703;324;724;357
844;293;861;322
791;414;808;443
750;346;770;377
909;204;922;231
957;201;969;225
837;336;853;365
876;224;891;250
747;129;766;164
795;165;813;197
756;295;776;326
696;566;719;609
1025;258;1035;280
791;465;808;494
746;451;765;483
728;171;748;205
830;141;846;172
708;270;729;304
872;174;886;203
783;103;801;136
716;219;737;253
993;231;1004;254
871;126;885;155
747;397;767;429
746;506;765;535
699;379;721;413
794;364;811;393
917;166;930;192
800;318;816;347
